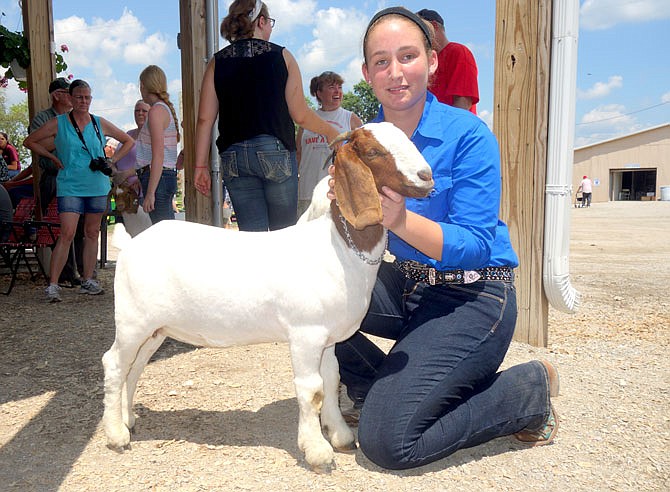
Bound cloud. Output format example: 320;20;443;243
51;8;174;130
662;92;670;103
54;9;151;66
296;7;368;92
580;103;634;126
575;103;643;146
1;79;26;108
577;75;623;99
478;109;494;130
124;33;170;65
221;0;318;32
266;0;319;31
580;0;670;30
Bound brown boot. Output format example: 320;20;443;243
514;360;560;446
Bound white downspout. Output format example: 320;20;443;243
543;0;580;313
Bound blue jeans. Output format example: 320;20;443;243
335;262;551;470
219;135;297;231
139;168;177;224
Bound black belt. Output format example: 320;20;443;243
394;260;514;285
137;166;176;176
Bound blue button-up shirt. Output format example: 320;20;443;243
374;93;519;270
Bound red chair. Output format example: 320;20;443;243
0;197;48;295
34;198;61;249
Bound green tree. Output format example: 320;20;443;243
342;80;380;124
0;92;30;164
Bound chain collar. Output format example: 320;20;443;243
338;213;386;266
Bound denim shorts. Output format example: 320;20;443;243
57;195;108;214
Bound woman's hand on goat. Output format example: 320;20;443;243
194;167;211;197
326;165;336;201
380;186;407;231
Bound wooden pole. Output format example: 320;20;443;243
23;0;56;219
493;0;552;346
179;0;212;225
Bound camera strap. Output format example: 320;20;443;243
68;111;105;159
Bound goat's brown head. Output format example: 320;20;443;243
331;122;434;230
112;181;140;214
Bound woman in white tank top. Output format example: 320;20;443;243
137;65;180;224
296;71;363;218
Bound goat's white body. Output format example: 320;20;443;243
102;121;434;471
115;217;381;348
103;214;382;470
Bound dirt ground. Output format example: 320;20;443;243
1;201;669;491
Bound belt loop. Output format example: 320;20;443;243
428;268;436;286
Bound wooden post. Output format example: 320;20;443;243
493;0;552;346
179;0;212;225
23;0;56;219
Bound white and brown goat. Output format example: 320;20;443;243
101;122;434;471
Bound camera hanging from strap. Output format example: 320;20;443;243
69;111;105;160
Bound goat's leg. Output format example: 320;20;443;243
289;338;335;472
121;333;166;429
102;339;136;449
319;345;356;452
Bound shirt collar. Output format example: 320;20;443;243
373;92;445;142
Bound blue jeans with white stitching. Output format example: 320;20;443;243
335;262;551;469
219;134;298;231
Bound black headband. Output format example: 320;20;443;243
365;7;432;46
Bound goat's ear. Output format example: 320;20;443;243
334;144;383;230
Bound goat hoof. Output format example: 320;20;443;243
310;462;334;474
334;440;358;453
106;441;131;453
104;425;131;450
304;444;335;473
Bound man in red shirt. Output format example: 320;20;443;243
417;9;479;114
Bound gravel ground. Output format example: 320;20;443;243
1;201;668;491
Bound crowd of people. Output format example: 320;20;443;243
2;0;562;469
3;64;181;302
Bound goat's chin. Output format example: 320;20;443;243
401;182;434;198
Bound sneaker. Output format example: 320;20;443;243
45;283;62;303
79;279;103;295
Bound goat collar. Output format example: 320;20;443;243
338;212;386;266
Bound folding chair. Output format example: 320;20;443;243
0;197;48;295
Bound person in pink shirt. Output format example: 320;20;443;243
578;175;593;207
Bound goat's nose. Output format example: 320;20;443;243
418;169;433;182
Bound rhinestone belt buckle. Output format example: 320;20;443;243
428;268;436;286
463;270;481;284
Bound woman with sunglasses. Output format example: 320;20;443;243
194;0;338;231
24;79;133;302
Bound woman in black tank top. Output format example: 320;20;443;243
193;0;340;231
